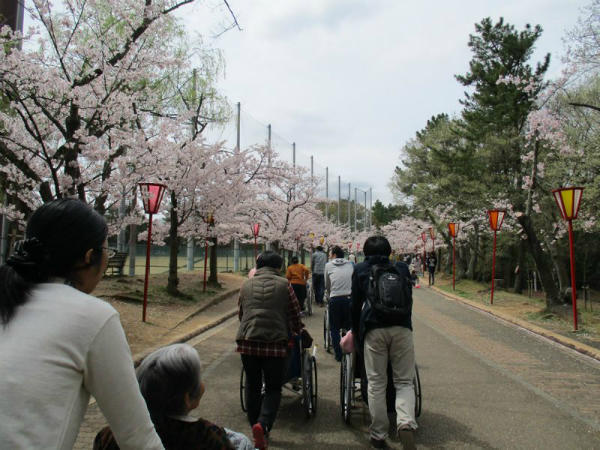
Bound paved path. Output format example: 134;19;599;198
75;286;600;449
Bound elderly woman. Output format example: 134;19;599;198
0;198;163;449
94;344;253;450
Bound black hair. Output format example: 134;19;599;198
316;246;323;252
0;198;108;325
363;235;392;257
331;246;344;258
291;256;299;264
256;251;283;269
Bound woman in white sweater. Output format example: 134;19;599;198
0;198;164;450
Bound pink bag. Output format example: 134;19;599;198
340;330;355;354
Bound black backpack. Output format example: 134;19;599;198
366;263;412;324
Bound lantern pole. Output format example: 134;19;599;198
567;219;578;330
452;235;456;290
142;213;153;322
491;229;497;305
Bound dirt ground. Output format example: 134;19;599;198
94;271;245;356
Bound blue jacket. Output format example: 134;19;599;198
351;255;413;345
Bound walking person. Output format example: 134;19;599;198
236;251;303;450
285;256;310;312
427;252;437;286
325;246;354;362
0;199;163;450
311;245;327;306
351;236;417;449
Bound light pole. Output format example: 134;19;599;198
552;187;584;331
138;182;166;322
448;223;459;291
487;209;506;305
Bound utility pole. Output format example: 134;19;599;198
369;187;373;229
325;167;329;221
347;183;351;229
233;101;241;272
354;187;358;231
337;176;341;225
364;190;367;231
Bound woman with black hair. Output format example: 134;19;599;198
0;199;163;450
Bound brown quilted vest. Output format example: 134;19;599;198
236;267;289;343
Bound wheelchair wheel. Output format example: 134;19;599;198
414;364;422;418
340;352;353;423
240;366;247;412
323;309;331;353
302;352;318;418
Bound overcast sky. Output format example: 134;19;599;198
180;1;587;205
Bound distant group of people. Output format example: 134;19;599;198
0;198;420;450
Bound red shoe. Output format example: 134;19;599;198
252;423;267;449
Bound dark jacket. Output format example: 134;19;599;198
236;266;290;344
351;255;412;346
93;416;234;450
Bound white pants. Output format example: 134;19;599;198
364;326;417;440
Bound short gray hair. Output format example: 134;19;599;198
136;344;202;417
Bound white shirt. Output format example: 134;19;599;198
0;282;164;450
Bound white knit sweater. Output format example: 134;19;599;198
0;282;163;450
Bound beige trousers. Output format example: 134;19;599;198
364;326;417;440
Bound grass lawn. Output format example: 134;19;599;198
433;272;600;345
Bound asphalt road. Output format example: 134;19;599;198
190;286;600;449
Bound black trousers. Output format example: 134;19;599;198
241;354;287;431
312;273;325;304
291;283;307;310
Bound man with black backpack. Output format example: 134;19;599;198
351;236;417;449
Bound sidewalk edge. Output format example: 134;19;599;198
133;307;239;366
430;286;600;362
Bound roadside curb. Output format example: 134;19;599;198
132;287;241;366
430;285;600;362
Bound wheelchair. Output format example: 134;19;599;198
339;334;421;424
240;335;318;419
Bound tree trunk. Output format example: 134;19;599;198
512;239;525;294
467;224;479;279
167;194;180;295
208;237;219;286
516;214;561;307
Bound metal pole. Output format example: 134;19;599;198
310;155;313;179
337;176;341;225
491;230;497;305
233;102;241;272
452;236;456;291
292;142;296;168
325;167;329;221
354;187;357;231
347;183;351;229
142;214;153;322
568;220;578;330
369;187;373;229
364;190;367;231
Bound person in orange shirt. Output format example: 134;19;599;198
286;256;310;311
